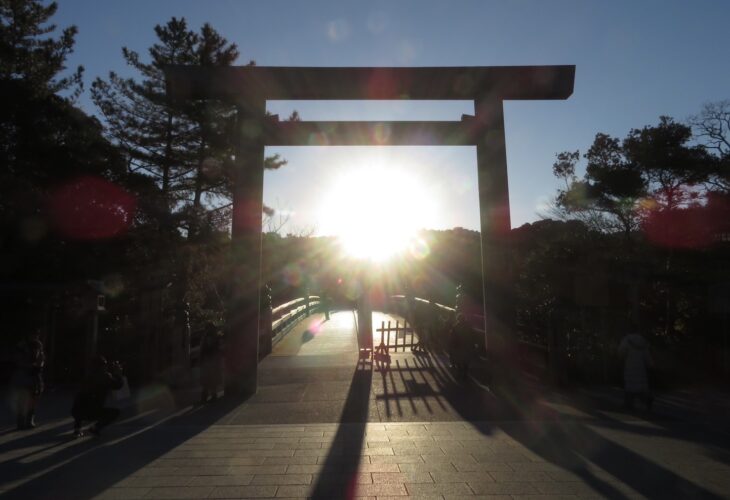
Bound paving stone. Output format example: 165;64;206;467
188;475;254;486
452;462;512;472
533;482;603;495
285;464;322;474
275;484;312;497
372;472;433;483
264;456;319;465
508;462;566;473
167;465;232;476
144;486;215;498
369;455;424;464
430;471;495;484
361;446;395;456
442;496;512;500
358;463;401;473
421;454;475;465
227;465;288;475
354;483;408;496
378;496;443;500
115;476;192;488
468;481;539;495
472;452;532;463
510;496;580;500
394;446;444;456
405;482;473;495
274;441;321;450
489;471;551;482
398;463;458;474
92;488;152;499
313;473;373;485
208;485;278;498
131;467;179;477
250;474;312;485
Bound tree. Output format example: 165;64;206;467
549;134;646;238
0;0;130;268
690;100;730;192
549;117;714;239
91;17;200;219
623;116;712;211
0;0;82;96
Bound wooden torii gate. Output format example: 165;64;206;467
165;65;575;396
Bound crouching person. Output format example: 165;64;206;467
72;356;124;437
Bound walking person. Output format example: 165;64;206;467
71;356;124;437
199;324;223;403
321;292;331;321
13;330;45;430
618;331;654;411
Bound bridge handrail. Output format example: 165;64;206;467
388;294;549;375
270;295;321;344
272;296;320;317
389;295;484;333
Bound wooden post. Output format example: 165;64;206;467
225;101;266;397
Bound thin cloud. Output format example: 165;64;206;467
326;19;350;42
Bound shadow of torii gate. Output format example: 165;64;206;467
165;65;575;396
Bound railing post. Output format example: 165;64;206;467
259;284;273;360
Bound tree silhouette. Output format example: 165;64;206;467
0;0;83;97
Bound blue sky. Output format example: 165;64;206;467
55;0;730;233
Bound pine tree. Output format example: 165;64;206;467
91;17;199;216
183;23;239;239
0;0;83;96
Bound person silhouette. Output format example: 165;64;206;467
449;314;473;381
618;331;654;411
199;324;223;403
71;356;124;437
13;330;45;430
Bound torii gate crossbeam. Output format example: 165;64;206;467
165;65;575;396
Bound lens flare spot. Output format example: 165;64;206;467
48;176;136;240
409;237;430;260
282;263;303;286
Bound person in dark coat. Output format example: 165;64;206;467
13;331;45;429
200;324;223;403
449;314;473;381
618;332;654;411
72;356;124;437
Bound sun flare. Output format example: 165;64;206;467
318;164;437;260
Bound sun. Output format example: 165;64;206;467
317;163;437;260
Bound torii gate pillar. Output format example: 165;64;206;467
226;101;267;396
474;97;513;358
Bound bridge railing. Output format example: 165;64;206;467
269;295;320;345
386;294;549;379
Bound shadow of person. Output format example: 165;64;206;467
310;365;372;499
1;394;247;499
485;378;725;499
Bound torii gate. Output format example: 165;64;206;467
165;65;575;396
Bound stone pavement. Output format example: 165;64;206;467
1;311;729;499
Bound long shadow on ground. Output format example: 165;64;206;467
382;349;725;499
476;358;725;498
310;362;372;500
1;396;245;500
